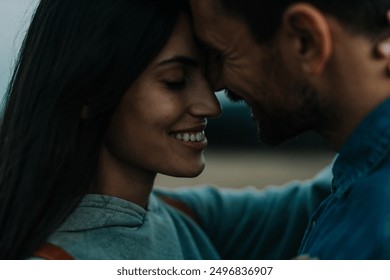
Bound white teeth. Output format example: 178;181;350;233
183;133;190;142
171;131;205;142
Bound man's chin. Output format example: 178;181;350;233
257;132;289;146
256;123;301;147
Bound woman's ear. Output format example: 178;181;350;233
280;3;332;75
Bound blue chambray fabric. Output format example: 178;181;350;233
298;98;390;259
46;169;332;259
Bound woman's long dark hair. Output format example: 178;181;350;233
0;0;185;259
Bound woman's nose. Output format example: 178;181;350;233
204;90;222;118
190;83;222;119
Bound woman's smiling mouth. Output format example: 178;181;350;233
170;131;206;142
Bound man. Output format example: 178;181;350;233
189;0;390;259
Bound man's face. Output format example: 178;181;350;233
189;0;322;145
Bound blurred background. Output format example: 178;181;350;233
0;0;336;190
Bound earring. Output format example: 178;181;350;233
374;10;390;71
375;9;390;58
384;10;390;75
376;41;390;58
375;41;390;76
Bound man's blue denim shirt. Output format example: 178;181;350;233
298;98;390;259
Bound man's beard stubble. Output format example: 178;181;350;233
252;51;324;146
223;46;328;147
255;75;331;147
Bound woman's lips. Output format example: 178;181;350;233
170;131;206;142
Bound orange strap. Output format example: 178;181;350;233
33;242;74;260
159;196;201;226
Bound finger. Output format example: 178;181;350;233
292;254;319;260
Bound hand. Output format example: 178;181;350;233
292;254;319;260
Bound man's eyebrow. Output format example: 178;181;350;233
157;55;199;67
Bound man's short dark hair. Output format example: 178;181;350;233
222;0;390;42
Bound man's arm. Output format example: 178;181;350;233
156;164;333;259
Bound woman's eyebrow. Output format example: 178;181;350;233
157;55;199;67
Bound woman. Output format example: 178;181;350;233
0;0;331;259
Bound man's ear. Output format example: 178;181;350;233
280;3;332;75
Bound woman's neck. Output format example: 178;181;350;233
92;145;156;208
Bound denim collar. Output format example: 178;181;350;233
332;98;390;198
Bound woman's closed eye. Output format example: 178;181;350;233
164;79;187;90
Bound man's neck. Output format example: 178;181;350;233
314;29;390;151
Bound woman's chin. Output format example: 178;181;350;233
162;163;205;178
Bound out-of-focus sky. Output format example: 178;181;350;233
0;0;38;101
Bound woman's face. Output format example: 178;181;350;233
104;13;221;179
